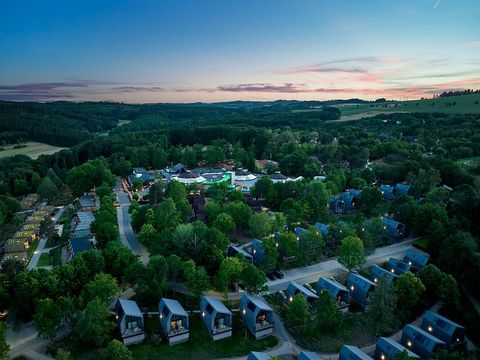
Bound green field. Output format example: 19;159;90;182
336;94;480;120
38;253;52;267
0;141;67;159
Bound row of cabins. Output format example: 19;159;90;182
350;249;430;309
115;294;274;346
66;210;94;262
329;183;409;216
248;351;323;360
1;205;54;265
338;311;465;359
251;313;465;360
281;249;429;312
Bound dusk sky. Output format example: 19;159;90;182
1;0;479;103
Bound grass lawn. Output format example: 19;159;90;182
413;238;429;251
129;313;278;360
0;141;67;159
26;238;39;259
50;246;62;267
37;253;51;267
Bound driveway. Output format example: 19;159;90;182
268;238;416;292
114;179;150;263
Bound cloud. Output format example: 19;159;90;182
217;83;309;93
278;66;367;75
112;86;166;93
465;41;480;49
0;82;94;101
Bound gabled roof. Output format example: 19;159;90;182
160;298;188;317
269;172;288;180
298;351;325;360
387;257;411;274
69;237;92;254
314;222;330;236
117;299;143;317
78;196;95;207
202;296;231;314
347;272;376;290
288;281;319;299
403;324;446;350
376;337;419;358
242;294;272;312
178;171;201;179
423;311;465;336
369;264;397;283
340;345;373;360
394;183;410;196
294;227;308;237
318;277;349;294
247;352;270;360
382;216;402;228
404;249;430;268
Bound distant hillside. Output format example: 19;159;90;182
336;93;480;119
207;98;369;110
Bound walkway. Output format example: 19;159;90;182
27;207;65;271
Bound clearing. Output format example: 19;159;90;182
335;93;480;121
0;141;67;159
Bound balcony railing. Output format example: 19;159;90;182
122;327;144;338
255;321;273;331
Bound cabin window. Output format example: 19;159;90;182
246;301;256;313
205;303;214;315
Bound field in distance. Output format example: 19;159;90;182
337;93;480;121
0;141;67;159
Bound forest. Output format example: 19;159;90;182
0;103;479;359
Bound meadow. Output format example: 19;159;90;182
0;141;67;159
336;94;480;120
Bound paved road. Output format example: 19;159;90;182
268;238;417;292
114;180;150;264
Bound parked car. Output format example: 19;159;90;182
266;272;277;281
273;270;285;279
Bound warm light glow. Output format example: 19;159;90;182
374;278;378;283
381;355;385;360
202;311;205;317
275;243;279;247
428;326;433;332
289;296;293;302
391;269;395;273
408;261;412;266
242;308;246;315
350;285;354;291
253;249;256;254
160;314;163;319
407;340;412;347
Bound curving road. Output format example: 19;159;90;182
114;180;150;264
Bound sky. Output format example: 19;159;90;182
0;0;479;103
